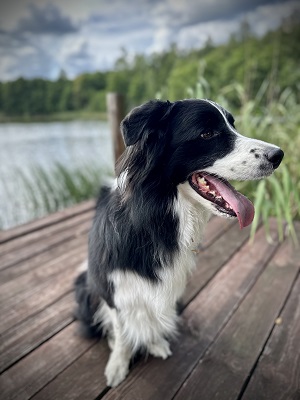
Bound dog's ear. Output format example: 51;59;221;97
121;100;173;146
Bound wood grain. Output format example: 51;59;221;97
0;200;94;244
32;342;110;400
1;209;298;400
0;292;74;373
0;242;87;301
0;210;93;256
242;244;300;400
182;220;252;308
0;322;96;400
0;233;88;284
174;237;300;400
0;248;87;334
0;217;91;270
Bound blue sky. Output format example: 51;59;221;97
0;0;299;81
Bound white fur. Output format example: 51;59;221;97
96;185;212;386
78;259;88;273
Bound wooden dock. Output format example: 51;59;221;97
0;201;299;400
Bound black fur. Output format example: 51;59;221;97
75;99;237;322
74;271;102;338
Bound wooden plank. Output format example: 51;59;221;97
242;259;300;399
0;233;88;285
27;218;242;399
32;342;110;400
173;237;300;400
201;217;235;248
0;217;91;270
0;200;94;244
182;220;252;308
0;242;87;301
0;248;87;334
0;209;93;256
0;323;96;400
0;292;74;373
101;223;279;400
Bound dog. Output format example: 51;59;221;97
75;99;284;387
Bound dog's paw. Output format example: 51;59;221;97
148;339;172;360
105;356;129;387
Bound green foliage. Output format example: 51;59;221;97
212;82;300;243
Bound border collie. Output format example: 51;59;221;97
75;99;283;387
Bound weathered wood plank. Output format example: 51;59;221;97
0;323;96;400
28;219;242;400
0;233;88;285
102;223;279;400
201;217;235;248
0;210;93;256
242;255;300;399
0;242;87;301
0;248;86;334
173;237;300;400
182;220;252;308
0;200;94;244
32;340;110;400
0;218;91;270
0;292;74;373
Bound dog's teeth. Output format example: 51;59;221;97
197;177;206;185
216;196;222;200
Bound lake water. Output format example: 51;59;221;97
0;120;113;229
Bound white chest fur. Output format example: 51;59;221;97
108;184;211;349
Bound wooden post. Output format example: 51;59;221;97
106;93;126;164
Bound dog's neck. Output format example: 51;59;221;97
176;183;212;249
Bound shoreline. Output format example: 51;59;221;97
0;111;107;123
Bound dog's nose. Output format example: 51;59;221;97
266;148;284;169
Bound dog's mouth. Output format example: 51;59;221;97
189;172;255;229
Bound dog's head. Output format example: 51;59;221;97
119;99;284;228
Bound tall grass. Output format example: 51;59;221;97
2;79;299;243
1;163;110;229
189;77;300;243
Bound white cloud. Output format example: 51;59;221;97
149;0;300;52
0;0;299;81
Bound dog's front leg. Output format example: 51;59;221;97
148;337;172;359
104;308;132;387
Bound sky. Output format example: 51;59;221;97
0;0;299;81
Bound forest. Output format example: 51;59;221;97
0;18;299;239
0;18;299;119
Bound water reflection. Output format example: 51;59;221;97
0;120;113;229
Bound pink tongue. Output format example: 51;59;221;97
204;174;255;229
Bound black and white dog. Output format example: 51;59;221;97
75;99;283;387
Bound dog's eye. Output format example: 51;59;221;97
201;132;216;140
